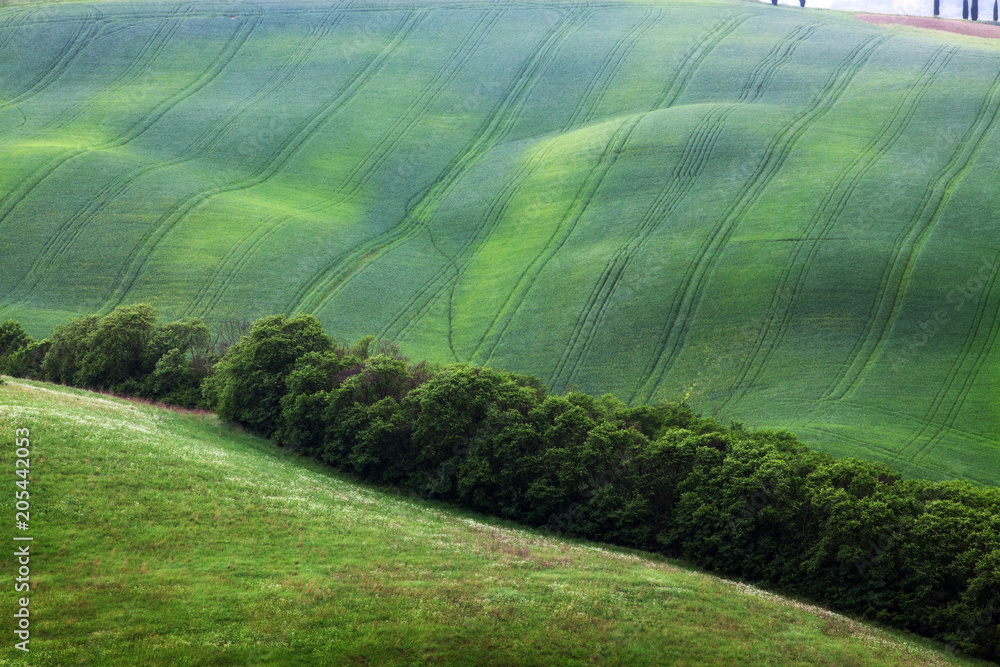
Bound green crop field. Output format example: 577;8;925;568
0;0;998;484
0;377;989;666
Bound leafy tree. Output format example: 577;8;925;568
275;350;358;455
973;0;979;20
935;0;941;15
405;364;542;500
205;314;331;437
75;304;157;392
145;318;210;366
42;315;100;384
965;0;970;19
143;349;204;408
4;339;49;379
0;320;30;375
994;0;997;21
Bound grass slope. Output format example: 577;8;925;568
0;377;989;666
0;0;998;484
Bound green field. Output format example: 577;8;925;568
0;376;990;666
0;0;998;484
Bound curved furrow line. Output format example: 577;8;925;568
652;14;750;111
836;401;996;446
562;8;661;129
0;7;269;310
0;5;261;238
363;7;601;342
823;65;1000;402
552;24;819;391
465;15;751;367
283;7;585;314
475;113;646;368
630;35;889;405
42;2;352;319
188;6;505;318
385;8;666;345
100;11;427;314
549;105;732;391
194;4;510;319
763;395;996;445
720;46;956;414
288;8;589;317
390;115;622;353
41;5;192;135
298;8;589;319
734;24;817;106
901;252;1000;464
187;216;278;317
0;8;36;56
309;9;506;209
0;6;105;115
796;426;903;460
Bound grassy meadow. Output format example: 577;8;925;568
0;0;998;484
0;376;991;666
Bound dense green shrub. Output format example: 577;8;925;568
75;304;158;391
5;309;999;661
5;338;49;379
42;315;98;384
0;320;34;377
36;305;211;407
203;314;331;436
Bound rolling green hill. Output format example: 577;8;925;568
0;0;998;484
0;376;989;666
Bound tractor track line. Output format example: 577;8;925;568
100;11;426;313
720;45;955;413
822;64;1000;402
630;34;888;405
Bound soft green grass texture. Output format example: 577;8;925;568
1;0;999;484
0;377;990;666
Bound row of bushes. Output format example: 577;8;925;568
4;307;999;660
0;305;251;408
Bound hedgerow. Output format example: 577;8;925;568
4;308;998;660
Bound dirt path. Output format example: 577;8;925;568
857;13;1000;39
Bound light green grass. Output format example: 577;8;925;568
0;377;990;666
0;0;998;484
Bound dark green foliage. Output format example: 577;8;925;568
205;314;331;437
5;339;49;379
965;0;970;19
0;320;29;360
75;304;157;391
143;348;204;408
145;317;210;366
275;350;358;456
42;315;100;385
6;309;999;660
320;354;422;482
0;320;31;375
973;0;980;20
140;317;212;408
405;365;543;501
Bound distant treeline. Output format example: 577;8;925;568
2;307;998;660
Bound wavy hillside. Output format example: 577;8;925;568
0;0;997;484
0;377;986;665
